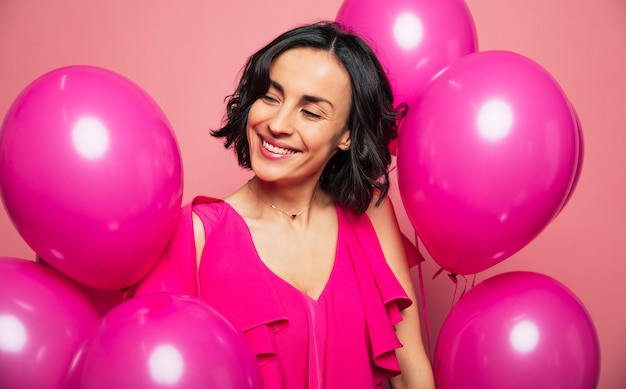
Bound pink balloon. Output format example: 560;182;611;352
35;255;126;316
336;0;477;108
0;65;183;289
397;50;578;275
72;283;127;317
434;271;600;389
558;104;584;213
65;293;261;389
0;257;100;389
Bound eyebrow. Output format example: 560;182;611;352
269;80;335;109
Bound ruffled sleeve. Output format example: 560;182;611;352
340;207;413;384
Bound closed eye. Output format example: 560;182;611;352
261;95;279;104
302;109;322;120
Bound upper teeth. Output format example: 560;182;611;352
263;139;295;155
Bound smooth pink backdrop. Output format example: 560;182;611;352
0;1;623;387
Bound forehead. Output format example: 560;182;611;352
269;48;352;100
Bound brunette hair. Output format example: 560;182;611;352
211;21;405;214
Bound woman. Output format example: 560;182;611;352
135;21;435;388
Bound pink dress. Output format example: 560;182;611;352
135;196;412;388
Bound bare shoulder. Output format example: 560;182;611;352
192;182;251;269
365;195;399;236
364;195;414;295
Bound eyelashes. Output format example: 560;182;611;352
260;95;324;121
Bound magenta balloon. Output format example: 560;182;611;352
35;254;126;316
71;281;126;317
336;0;477;108
434;271;600;389
558;104;584;213
65;293;262;389
397;50;578;274
0;257;99;389
0;65;183;289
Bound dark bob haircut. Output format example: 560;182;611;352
211;21;406;215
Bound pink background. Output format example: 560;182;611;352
0;1;623;387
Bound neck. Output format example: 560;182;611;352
247;177;319;220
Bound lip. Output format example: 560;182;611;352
258;135;300;158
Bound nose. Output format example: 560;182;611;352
268;106;294;136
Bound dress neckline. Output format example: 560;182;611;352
221;201;341;302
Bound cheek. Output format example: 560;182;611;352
326;126;349;149
247;102;262;128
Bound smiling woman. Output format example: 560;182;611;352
134;21;435;389
245;47;352;189
0;1;623;387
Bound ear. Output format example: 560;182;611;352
338;130;351;151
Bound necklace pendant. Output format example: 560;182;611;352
247;179;316;221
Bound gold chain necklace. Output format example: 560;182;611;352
247;179;317;219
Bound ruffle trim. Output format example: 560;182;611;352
340;207;412;384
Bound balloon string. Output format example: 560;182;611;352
458;274;470;300
449;273;476;309
414;234;433;360
432;266;445;280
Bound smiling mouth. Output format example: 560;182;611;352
262;138;297;155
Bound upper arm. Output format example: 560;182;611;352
366;198;435;389
366;197;414;298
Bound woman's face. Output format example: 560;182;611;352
246;47;352;186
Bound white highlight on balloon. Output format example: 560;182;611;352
477;99;513;141
510;320;540;353
149;344;185;384
0;315;27;352
49;248;65;260
72;117;110;159
393;13;423;50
